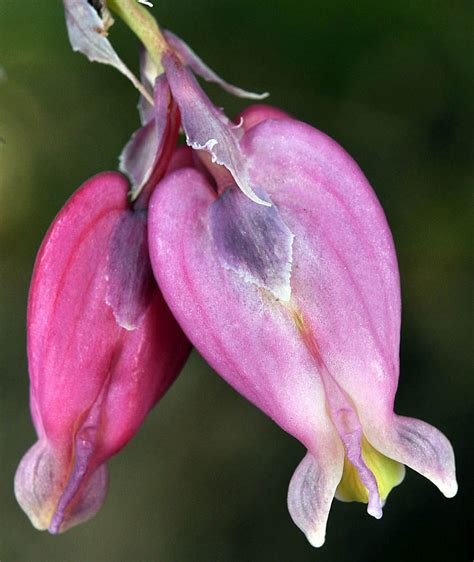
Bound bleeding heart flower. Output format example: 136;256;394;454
15;172;191;533
147;102;457;546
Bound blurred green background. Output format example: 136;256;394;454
0;1;472;561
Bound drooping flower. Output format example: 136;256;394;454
15;172;191;533
146;99;457;546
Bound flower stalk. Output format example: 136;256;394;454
107;0;168;71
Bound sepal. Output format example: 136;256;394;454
163;30;268;100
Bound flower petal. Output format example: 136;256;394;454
163;30;269;100
238;104;291;132
14;440;108;533
162;52;270;206
149;166;327;444
241;118;402;417
105;210;155;330
27;172;128;442
288;442;343;548
209;186;293;301
362;414;457;499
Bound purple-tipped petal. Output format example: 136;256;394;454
163;29;269;100
48;382;108;534
319;371;382;518
53;463;108;534
63;0;152;104
162;52;270;206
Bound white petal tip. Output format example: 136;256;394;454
367;505;383;519
440;480;458;498
248;192;272;207
306;529;326;548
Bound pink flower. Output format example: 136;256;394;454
147;95;457;546
15;172;190;533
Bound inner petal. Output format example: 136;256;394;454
336;435;405;504
290;305;391;519
322;376;383;519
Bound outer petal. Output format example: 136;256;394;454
240;119;401;419
362;414;457;498
148;166;345;546
288;439;344;548
240;120;458;497
17;172;190;532
149;167;320;442
26;172;128;443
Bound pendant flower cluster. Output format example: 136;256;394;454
15;0;457;546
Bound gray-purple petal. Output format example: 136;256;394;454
106;210;155;330
210;187;293;301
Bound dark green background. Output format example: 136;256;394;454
0;1;472;561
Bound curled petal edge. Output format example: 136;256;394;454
363;414;458;499
288;439;344;548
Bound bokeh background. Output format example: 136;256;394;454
0;1;472;561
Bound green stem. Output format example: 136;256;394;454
107;0;168;71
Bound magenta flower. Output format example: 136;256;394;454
146;94;457;544
15;172;190;533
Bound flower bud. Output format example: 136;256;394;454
15;172;190;533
